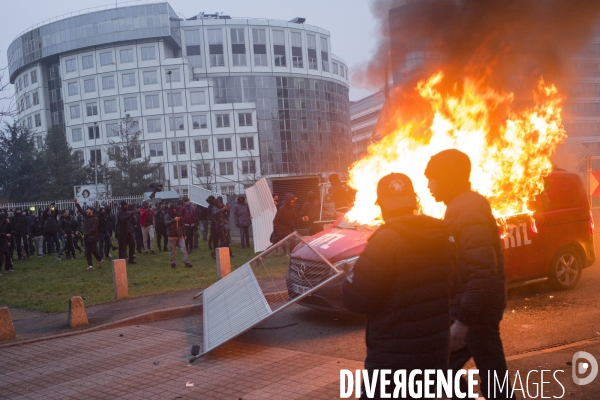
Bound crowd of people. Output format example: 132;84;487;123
0;195;255;272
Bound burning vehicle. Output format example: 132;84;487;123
286;72;595;311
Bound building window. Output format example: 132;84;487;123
86;102;98;116
242;160;256;174
169;116;184;131
307;34;318;70
171;140;186;155
173;165;188;179
167;92;183;107
88;125;100;140
104;99;117;113
73;150;84;163
100;52;113;66
320;37;329;72
27;117;32;129
149;142;163;157
273;30;286;67
66;58;77;72
291;32;303;68
36;136;43;148
70;105;81;119
145;94;160;109
216;114;230;128
127;145;142;159
192;115;207;129
82;55;94;70
34;114;41;127
102;75;115;90
238;113;252;127
143;70;158;85
333;62;339;74
190;91;205;105
106;123;119;137
240;136;254;150
23;74;29;87
120;49;134;63
219;162;234;176
166;69;180;83
25;95;31;108
123;97;138;111
217;138;232;152
185;30;202;68
194;139;209;153
208;29;224;67
90;149;102;164
196;162;211;177
147;118;161;133
122;73;136;87
33;92;39;105
67;82;79;96
252;29;268;66
231;28;246;67
84;78;96;93
141;46;156;61
72;128;82;142
31;70;37;84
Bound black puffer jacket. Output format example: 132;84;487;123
233;201;251;227
444;191;507;326
272;193;303;242
11;212;29;235
342;215;455;369
165;208;184;237
117;209;136;235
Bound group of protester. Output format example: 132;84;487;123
0;195;254;272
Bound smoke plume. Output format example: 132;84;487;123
357;0;600;113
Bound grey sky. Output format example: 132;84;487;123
0;0;383;122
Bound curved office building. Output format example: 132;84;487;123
8;2;351;195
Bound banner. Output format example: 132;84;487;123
73;185;108;207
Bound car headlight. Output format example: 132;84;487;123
333;256;360;272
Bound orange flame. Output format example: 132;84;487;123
346;73;566;224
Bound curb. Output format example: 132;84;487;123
0;304;203;349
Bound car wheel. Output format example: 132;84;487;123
548;248;582;290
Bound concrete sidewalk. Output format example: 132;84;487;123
4;287;205;345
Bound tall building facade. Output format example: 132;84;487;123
350;90;385;161
8;2;351;195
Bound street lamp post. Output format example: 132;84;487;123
167;70;181;195
94;121;98;200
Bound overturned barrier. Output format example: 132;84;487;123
192;232;343;360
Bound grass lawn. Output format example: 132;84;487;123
0;242;259;313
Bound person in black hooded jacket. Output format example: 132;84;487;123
116;200;138;264
271;193;308;243
342;173;455;399
425;149;513;400
0;217;14;272
11;208;30;260
206;195;219;252
74;199;103;271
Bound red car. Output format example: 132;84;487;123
286;170;595;310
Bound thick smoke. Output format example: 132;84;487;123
357;0;600;113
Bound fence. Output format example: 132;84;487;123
0;195;144;215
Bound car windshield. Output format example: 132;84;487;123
335;215;379;231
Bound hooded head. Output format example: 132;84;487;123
215;196;224;207
237;196;246;204
206;195;215;206
307;191;315;202
376;173;417;220
284;193;297;208
120;200;129;210
168;202;179;216
425;149;472;204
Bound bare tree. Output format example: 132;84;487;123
0;61;16;124
191;150;215;190
237;150;262;187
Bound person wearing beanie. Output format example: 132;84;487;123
206;195;218;252
425;149;513;399
342;173;455;399
116;200;138;264
165;202;192;268
233;196;251;249
301;191;321;235
73;199;102;271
